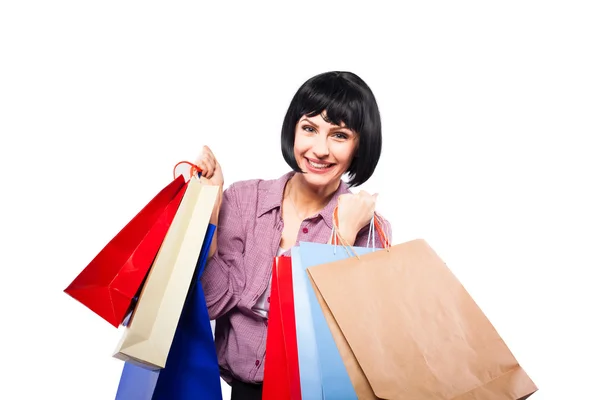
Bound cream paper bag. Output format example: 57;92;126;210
113;176;219;370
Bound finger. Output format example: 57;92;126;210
201;147;218;171
195;145;214;164
197;159;214;178
202;145;216;160
203;151;216;167
195;159;207;176
202;148;216;165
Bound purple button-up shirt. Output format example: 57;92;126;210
200;171;392;384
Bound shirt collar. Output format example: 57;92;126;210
258;171;351;230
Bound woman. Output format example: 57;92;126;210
196;71;392;400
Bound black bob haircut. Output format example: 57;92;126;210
281;71;382;187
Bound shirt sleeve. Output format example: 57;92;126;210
354;212;393;249
200;183;246;320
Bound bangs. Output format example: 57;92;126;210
300;78;367;134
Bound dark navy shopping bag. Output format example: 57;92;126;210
115;223;222;400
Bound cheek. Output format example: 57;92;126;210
331;142;356;166
293;134;311;156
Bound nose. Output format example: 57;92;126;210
312;134;329;158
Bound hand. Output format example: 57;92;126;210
335;191;378;245
194;145;224;188
194;145;224;232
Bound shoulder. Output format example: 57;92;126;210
221;179;260;212
222;173;288;214
224;176;279;200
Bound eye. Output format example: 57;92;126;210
303;125;316;133
333;132;349;140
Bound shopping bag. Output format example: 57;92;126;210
290;246;322;399
115;223;222;400
113;176;219;369
115;362;160;400
307;238;538;400
64;175;186;327
277;256;302;400
263;256;301;400
300;241;378;400
263;257;289;400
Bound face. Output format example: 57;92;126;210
293;112;358;189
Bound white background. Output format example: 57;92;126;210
1;1;599;399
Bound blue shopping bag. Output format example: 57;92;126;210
299;242;380;400
115;223;222;400
115;362;160;400
290;246;322;400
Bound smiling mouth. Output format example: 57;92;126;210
306;158;334;169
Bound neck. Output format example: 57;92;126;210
286;173;341;216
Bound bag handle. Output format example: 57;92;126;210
372;212;391;249
331;206;391;259
173;161;203;180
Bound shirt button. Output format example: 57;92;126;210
267;296;270;303
255;360;260;366
302;227;309;234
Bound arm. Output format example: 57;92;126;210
200;184;245;320
207;185;222;259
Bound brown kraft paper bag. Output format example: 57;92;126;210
306;238;537;400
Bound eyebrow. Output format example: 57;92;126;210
300;118;354;133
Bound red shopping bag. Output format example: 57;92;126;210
263;256;301;400
64;175;187;327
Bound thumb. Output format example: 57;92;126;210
372;193;379;200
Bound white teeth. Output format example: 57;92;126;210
308;160;332;169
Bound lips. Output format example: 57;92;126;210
304;157;335;173
308;159;332;168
